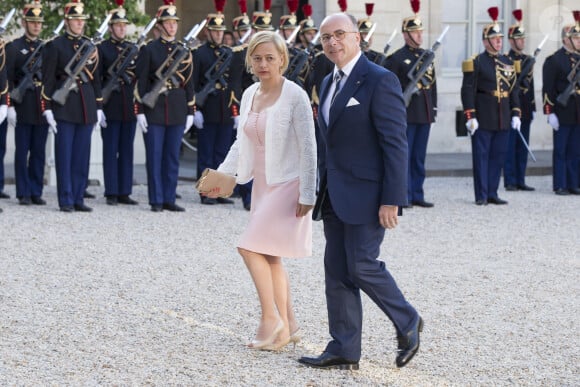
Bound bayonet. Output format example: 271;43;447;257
0;8;16;35
383;28;397;54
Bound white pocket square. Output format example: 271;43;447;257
346;97;360;107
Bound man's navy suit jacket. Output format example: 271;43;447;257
315;54;408;225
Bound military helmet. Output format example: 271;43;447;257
156;0;179;22
566;10;580;37
252;0;274;31
109;0;129;25
402;0;423;32
64;0;88;20
280;0;299;30
299;4;317;33
482;6;503;39
23;0;44;23
232;0;251;32
207;0;227;31
508;9;525;39
357;3;374;34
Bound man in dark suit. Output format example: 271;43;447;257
298;13;422;370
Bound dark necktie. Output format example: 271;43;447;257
330;70;345;105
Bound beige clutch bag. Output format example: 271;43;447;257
195;168;236;198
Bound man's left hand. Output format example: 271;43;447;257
379;205;399;229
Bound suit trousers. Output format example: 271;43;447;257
552;124;580;190
54;121;93;207
406;123;431;202
471;129;509;201
321;195;418;360
143;123;183;206
196;122;234;179
14;123;49;199
0;120;6;192
101;120;137;197
504;120;531;187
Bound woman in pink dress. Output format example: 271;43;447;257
215;31;317;351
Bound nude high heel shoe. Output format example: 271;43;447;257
289;328;301;348
247;320;284;350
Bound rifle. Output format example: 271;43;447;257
383;28;397;55
102;17;157;104
515;35;548;92
194;45;234;107
402;25;449;107
285;47;309;87
141;21;205;109
52;14;112;106
0;8;15;35
10;20;64;104
556;58;580;107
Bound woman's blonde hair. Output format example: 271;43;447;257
245;31;289;74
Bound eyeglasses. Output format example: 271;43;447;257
320;30;358;44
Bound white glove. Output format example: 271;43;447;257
184;114;194;134
7;106;17;128
511;116;521;131
43;109;58;134
97;109;107;128
232;115;240;129
193;111;204;129
0;104;7;125
466;118;479;135
547;113;559;131
137;114;148;133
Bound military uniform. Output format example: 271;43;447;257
6;35;49;204
0;37;9;199
461;10;521;204
41;1;103;212
358;3;386;66
542;46;580;193
98;4;138;205
134;4;195;211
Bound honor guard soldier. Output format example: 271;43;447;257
504;9;536;192
41;0;106;212
98;0;138;206
461;7;521;206
279;0;299;48
231;0;253;210
358;3;386;66
296;4;317;50
5;0;50;205
542;12;580;195
192;0;240;205
251;0;275;33
0;13;8;201
385;0;436;208
281;0;310;87
134;0;195;212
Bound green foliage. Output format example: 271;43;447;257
1;1;149;39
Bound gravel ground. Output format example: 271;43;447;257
0;175;578;386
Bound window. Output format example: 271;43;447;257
442;0;508;76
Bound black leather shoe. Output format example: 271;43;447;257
0;191;10;199
412;200;434;208
60;206;74;212
201;197;217;205
19;197;32;205
569;188;580;195
163;203;185;212
554;188;569;195
505;185;518;191
74;204;93;212
175;193;182;199
118;195;138;205
151;205;163;212
31;196;46;205
298;352;359;370
396;316;424;368
487;197;508;205
106;196;118;205
83;190;96;199
475;199;487;205
517;184;535;191
216;197;234;204
243;202;251;211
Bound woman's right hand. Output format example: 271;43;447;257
296;203;314;217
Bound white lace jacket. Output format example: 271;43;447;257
218;79;317;205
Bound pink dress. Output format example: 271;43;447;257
237;110;312;258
